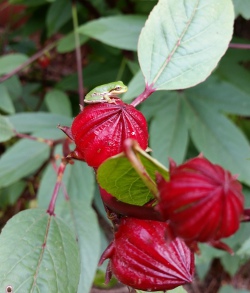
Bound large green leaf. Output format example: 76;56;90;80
219;285;250;293
184;94;250;185
8;112;72;133
186;74;250;116
0;209;80;292
122;70;145;102
233;0;250;19
45;89;72;117
0;115;15;142
97;150;168;205
38;159;100;293
46;0;72;37
0;180;26;208
0;84;15;114
2;76;22;100
78;15;146;51
0;138;50;188
148;92;188;165
138;0;234;90
0;53;28;75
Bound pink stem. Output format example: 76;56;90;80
0;42;56;83
47;160;67;216
130;83;156;107
229;43;250;49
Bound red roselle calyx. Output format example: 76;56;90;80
156;156;244;244
99;217;194;291
62;99;148;168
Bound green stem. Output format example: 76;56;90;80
72;0;84;107
116;58;126;81
123;139;158;198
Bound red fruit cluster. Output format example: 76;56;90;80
37;55;50;69
156;157;244;243
69;100;148;167
100;218;194;291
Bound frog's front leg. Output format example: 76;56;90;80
103;94;117;104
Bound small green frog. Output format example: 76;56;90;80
84;81;128;104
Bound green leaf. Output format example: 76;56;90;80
0;181;26;208
78;15;146;51
233;0;250;19
138;0;234;90
46;0;71;37
45;89;72;117
219;285;250;293
148;92;188;165
0;138;50;188
38;159;100;293
186;74;250;116
0;84;15;114
57;32;89;53
97;150;169;205
0;209;80;292
221;254;244;276
2;76;22;100
0;115;15;142
8;112;72;133
122;70;145;102
9;0;48;5
0;53;28;75
184;94;250;185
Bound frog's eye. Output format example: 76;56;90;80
114;86;122;91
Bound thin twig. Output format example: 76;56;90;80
72;0;84;107
229;43;250;49
0;42;56;83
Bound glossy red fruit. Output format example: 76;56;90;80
69;100;148;167
157;156;244;243
99;218;194;291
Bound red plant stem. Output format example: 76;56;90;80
14;131;53;146
130;83;156;107
99;187;163;221
229;43;250;49
0;42;56;83
47;159;68;216
72;0;84;107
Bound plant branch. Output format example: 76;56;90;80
0;42;56;83
123;138;158;197
47;158;68;216
229;43;250;49
130;83;156;107
72;0;84;107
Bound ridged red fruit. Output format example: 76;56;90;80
157;156;244;243
100;218;194;291
70;100;148;167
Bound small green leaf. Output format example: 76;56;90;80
0;181;26;208
0;138;50;188
0;209;80;292
2;76;22;100
184;95;250;185
8;112;72;133
138;0;234;90
0;115;15;142
0;84;15;114
57;32;89;53
78;15;146;51
97;150;168;205
0;53;28;75
46;0;71;37
45;89;72;117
